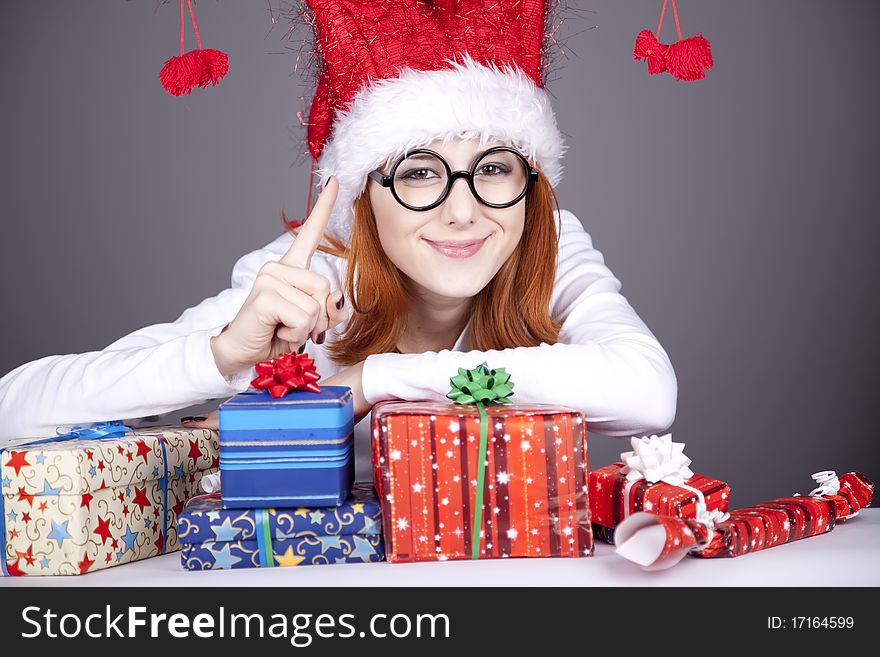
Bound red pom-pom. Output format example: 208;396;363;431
197;48;229;87
633;29;668;75
251;352;322;398
159;48;229;96
159;50;205;97
665;34;714;82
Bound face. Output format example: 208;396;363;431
368;137;527;301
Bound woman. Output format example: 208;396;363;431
0;4;677;482
0;139;676;478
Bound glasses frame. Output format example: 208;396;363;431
368;146;539;212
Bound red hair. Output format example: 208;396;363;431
283;168;563;366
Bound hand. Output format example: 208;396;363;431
322;361;372;424
211;176;346;379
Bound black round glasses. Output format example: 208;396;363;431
367;146;539;212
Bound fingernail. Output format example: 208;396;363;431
336;294;345;310
317;331;326;344
297;344;306;354
180;416;206;423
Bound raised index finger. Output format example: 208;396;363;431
280;176;339;269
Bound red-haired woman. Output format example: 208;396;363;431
0;48;677;481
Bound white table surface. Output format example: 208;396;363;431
4;509;877;587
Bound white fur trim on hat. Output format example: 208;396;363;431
314;53;566;243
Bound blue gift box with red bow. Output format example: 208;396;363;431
218;386;354;509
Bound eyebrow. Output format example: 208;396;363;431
401;148;506;169
403;154;439;163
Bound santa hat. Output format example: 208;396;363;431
301;0;567;243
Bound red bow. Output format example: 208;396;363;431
250;352;322;398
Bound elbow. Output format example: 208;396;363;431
625;337;678;435
587;337;678;438
631;364;678;435
0;368;49;440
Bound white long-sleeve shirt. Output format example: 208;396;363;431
0;209;677;480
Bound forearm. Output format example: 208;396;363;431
361;337;677;437
0;327;253;439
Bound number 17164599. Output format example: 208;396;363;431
767;617;854;630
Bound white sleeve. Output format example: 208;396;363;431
0;231;340;439
361;209;678;438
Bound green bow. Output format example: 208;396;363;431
446;362;514;558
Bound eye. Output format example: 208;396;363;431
397;167;444;184
401;167;437;180
476;163;511;177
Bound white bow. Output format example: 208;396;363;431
619;433;694;485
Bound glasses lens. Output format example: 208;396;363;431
393;153;448;209
473;150;528;206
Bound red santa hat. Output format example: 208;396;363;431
301;0;567;242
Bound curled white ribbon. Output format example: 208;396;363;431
793;470;842;498
200;472;222;494
809;470;840;497
692;505;730;551
800;469;858;519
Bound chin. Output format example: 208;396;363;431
419;276;487;299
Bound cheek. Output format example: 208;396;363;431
368;185;397;223
370;197;422;265
495;210;525;256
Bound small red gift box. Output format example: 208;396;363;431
588;434;730;530
589;464;730;529
371;401;593;563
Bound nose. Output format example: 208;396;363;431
440;174;479;226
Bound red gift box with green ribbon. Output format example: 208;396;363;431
371;363;593;563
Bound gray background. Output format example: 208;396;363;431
1;1;877;508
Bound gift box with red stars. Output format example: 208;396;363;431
1;426;218;576
371;401;593;563
589;462;730;536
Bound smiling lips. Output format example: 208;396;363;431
424;236;489;259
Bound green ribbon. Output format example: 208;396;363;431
446;362;514;559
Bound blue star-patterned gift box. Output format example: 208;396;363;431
177;482;384;570
218;386;354;509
